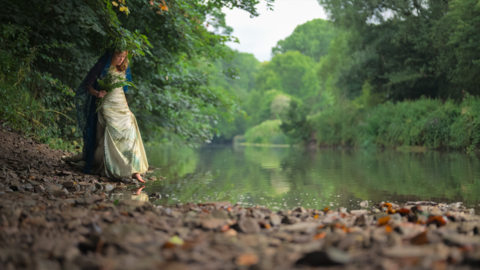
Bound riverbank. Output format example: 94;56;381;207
2;126;480;269
311;98;480;151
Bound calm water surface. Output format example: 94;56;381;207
138;145;480;211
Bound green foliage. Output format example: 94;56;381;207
208;48;260;143
316;32;362;104
255;51;319;102
272;19;337;61
0;24;77;150
279;100;312;144
316;0;454;101
245;90;296;128
0;0;275;147
309;105;361;147
308;97;480;151
244;119;291;145
96;66;136;112
209;47;260;96
269;0;480;150
351;80;385;109
437;0;480;96
98;67;136;93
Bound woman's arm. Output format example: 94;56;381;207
84;53;109;98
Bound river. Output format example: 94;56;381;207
140;145;480;211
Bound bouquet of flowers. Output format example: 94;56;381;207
96;66;136;112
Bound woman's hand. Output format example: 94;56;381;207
97;90;107;98
88;87;106;98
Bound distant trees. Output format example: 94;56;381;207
255;51;319;101
210;0;480;145
317;0;480;101
272;19;337;61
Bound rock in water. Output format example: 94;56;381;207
359;200;369;208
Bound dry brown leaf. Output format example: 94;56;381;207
235;254;259;266
314;232;326;240
377;216;391;226
410;231;428;245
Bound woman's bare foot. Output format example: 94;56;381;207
132;173;145;183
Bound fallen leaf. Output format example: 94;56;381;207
410;231;428;245
235;254;259;266
427;216;447;227
377;216;391;226
220;224;229;232
382;203;393;208
387;209;396;214
314;232;326;240
164;236;184;249
398;208;411;216
169;236;184;245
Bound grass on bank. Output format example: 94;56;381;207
244;120;293;145
310;96;480;152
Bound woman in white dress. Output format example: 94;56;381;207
74;51;148;183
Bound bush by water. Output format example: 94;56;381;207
310;97;480;151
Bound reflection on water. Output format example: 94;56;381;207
111;186;150;202
143;145;480;211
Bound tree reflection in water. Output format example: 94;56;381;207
142;145;480;212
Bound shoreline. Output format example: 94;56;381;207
2;127;480;269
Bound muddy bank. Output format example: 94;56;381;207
2;127;480;269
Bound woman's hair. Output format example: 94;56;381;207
114;51;129;72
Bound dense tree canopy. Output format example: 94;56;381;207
0;0;275;146
255;51;319;101
272;19;337;61
208;48;260;143
211;0;480;147
316;0;480;101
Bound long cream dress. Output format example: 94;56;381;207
91;69;149;179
